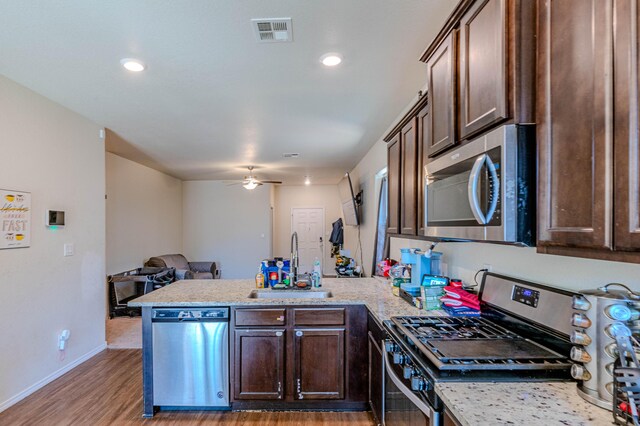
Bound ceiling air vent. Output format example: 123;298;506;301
283;153;300;158
251;18;293;42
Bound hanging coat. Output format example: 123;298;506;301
329;218;344;245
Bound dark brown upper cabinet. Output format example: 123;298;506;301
425;31;457;157
400;118;418;235
414;0;536;153
537;0;640;262
387;135;401;235
383;0;536;238
613;0;640;252
537;0;612;250
458;0;508;140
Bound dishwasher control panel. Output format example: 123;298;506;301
152;308;229;320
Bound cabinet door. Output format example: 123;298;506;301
537;0;613;249
614;0;640;250
293;328;345;400
426;31;456;157
368;332;383;425
417;106;428;235
400;118;418;235
234;329;285;400
459;0;508;139
387;136;401;234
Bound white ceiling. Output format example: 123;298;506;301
0;1;456;184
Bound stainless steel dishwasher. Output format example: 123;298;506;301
152;307;229;408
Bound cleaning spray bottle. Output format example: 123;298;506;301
255;263;265;289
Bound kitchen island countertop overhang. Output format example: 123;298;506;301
128;277;428;322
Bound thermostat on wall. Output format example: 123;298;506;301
46;210;65;227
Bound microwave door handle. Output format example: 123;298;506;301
423;174;429;231
468;154;488;224
485;156;500;222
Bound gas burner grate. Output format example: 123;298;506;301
391;316;570;371
395;316;519;340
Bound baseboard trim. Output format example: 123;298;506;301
0;341;107;413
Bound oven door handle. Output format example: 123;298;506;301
468;154;488;224
384;349;434;420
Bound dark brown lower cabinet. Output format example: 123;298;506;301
293;328;345;400
231;306;368;409
233;328;285;400
444;408;462;426
368;331;383;425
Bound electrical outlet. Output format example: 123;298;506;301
482;263;493;272
58;329;71;350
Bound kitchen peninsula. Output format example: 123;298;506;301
129;278;611;425
129;277;424;418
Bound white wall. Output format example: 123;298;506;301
273;185;342;276
182;181;272;279
0;75;106;411
389;237;640;293
343;140;388;276
105;152;183;274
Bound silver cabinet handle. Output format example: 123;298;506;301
297;378;303;399
468;154;487;224
296;331;303;337
276;331;283;337
277;381;282;398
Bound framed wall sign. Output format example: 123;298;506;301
1;189;31;249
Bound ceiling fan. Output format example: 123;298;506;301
229;167;282;190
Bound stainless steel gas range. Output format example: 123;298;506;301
382;273;577;426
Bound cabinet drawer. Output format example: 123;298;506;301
235;308;286;326
293;308;345;326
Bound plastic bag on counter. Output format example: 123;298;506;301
375;258;397;277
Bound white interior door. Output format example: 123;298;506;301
291;208;324;275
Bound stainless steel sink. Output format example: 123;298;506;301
248;289;333;299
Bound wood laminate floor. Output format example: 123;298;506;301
0;349;374;426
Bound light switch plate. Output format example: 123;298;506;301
64;243;74;257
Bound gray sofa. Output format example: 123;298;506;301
145;254;220;280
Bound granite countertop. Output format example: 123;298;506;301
436;381;613;426
128;277;441;322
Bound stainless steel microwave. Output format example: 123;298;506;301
424;124;535;245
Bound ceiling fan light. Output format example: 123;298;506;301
120;58;146;72
243;181;259;190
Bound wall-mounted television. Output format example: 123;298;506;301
338;173;362;226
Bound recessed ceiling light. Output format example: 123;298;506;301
320;53;343;67
120;58;146;72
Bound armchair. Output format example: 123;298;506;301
145;254;221;280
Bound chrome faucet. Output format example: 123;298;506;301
290;231;299;285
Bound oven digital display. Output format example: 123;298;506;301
512;285;540;308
